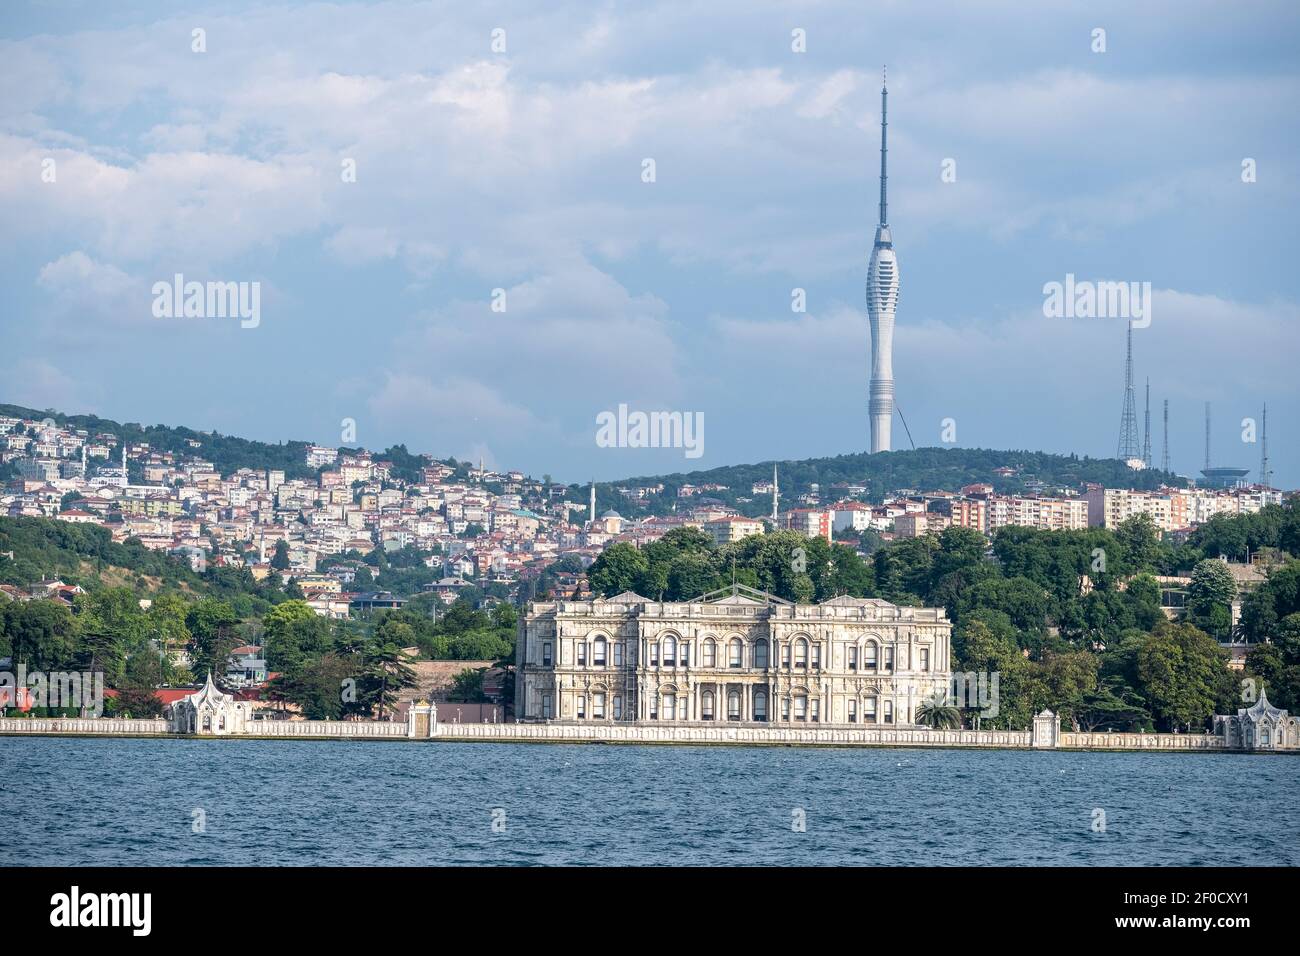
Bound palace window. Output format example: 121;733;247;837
794;639;808;670
729;639;743;669
576;695;586;719
848;646;858;670
594;638;607;666
794;695;808;721
542;694;553;719
754;639;769;669
864;643;878;671
663;693;677;721
754;691;768;722
864;697;877;723
781;697;791;721
919;648;930;672
613;642;624;667
702;691;715;720
650;643;658;666
679;643;689;667
884;647;895;673
848;699;858;723
662;636;677;667
884;700;894;724
613;696;623;720
593;692;606;719
811;644;821;670
810;699;820;723
727;690;741;721
781;643;790;668
703;639;717;668
577;643;587;666
542;643;552;667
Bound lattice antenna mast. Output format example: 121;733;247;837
1116;325;1140;460
1260;403;1271;488
1161;399;1170;473
1142;378;1152;467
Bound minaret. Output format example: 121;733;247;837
866;66;899;454
589;481;597;526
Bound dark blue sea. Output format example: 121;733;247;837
3;738;1296;866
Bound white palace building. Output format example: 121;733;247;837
514;585;953;726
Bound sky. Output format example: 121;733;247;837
1;0;1297;487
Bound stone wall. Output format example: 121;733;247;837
248;719;409;738
0;716;171;735
436;721;1032;749
1060;731;1226;751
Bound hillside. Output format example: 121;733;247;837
586;446;1184;518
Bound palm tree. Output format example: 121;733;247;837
915;689;961;729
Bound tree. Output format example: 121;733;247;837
361;641;417;720
449;667;487;703
915;689;960;728
270;539;290;571
587;543;649;597
1188;559;1237;640
1136;621;1235;732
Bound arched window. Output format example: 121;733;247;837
753;691;768;722
593;637;607;666
727;689;741;720
728;638;743;669
218;715;226;731
794;638;808;669
703;638;717;668
202;714;211;732
754;639;769;669
702;690;715;720
662;635;677;667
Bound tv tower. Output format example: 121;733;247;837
1142;378;1152;468
1161;399;1170;473
1116;325;1140;461
866;66;899;454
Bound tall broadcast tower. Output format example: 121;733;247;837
1142;378;1152;468
1116;325;1140;461
866;67;899;454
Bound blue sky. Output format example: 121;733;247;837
2;0;1297;486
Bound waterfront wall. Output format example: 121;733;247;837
0;716;170;736
1;713;1288;752
1059;730;1225;751
436;721;1033;748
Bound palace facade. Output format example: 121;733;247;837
515;585;953;726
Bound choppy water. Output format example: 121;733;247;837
2;738;1295;866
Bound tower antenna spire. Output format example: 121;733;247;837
878;66;888;227
1142;378;1152;468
